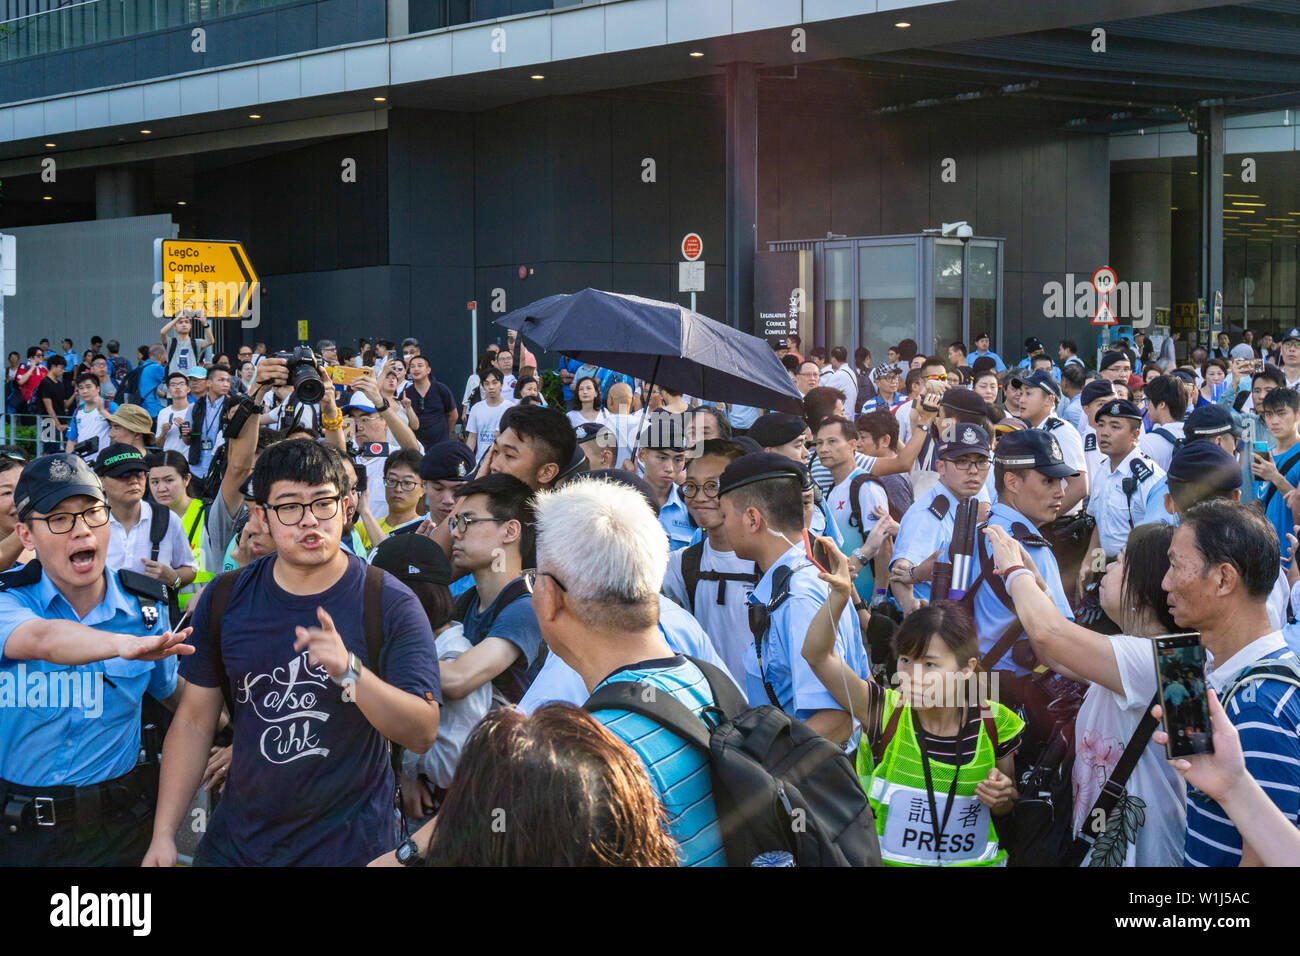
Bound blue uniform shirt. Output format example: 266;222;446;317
658;482;698;552
891;481;989;604
0;567;176;787
974;502;1074;675
972;349;1006;373
745;545;870;722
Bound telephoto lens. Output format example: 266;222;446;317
274;346;325;403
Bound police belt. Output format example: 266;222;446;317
1;765;152;833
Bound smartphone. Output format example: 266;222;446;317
328;365;374;387
802;527;833;574
1250;359;1265;374
1153;633;1214;758
1254;440;1270;456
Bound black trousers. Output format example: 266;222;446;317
0;806;154;867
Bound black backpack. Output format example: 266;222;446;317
586;657;882;867
123;363;145;406
677;541;759;615
848;471;913;529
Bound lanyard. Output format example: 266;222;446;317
914;707;967;866
202;400;223;444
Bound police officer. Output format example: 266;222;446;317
1145;406;1242;524
0;454;192;865
1009;368;1088;513
890;424;992;611
1086;398;1166;559
751;412;844;547
718;453;870;744
969;431;1077;680
1077;379;1117;491
636;413;697;551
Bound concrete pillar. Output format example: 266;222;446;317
1198;104;1225;344
726;62;758;333
1110;170;1172;317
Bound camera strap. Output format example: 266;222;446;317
915;709;966;866
1070;692;1160;860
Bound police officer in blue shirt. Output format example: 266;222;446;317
0;453;193;865
637;413;698;550
718;453;870;746
969;431;1077;692
970;331;1006;373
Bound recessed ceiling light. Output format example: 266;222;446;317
531;74;545;80
44;142;55;148
895;21;911;28
140;129;152;134
42;195;52;200
177;201;187;206
373;97;386;102
249;113;261;119
689;51;704;58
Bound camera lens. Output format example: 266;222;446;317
292;363;325;404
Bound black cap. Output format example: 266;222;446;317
992;430;1078;478
14;453;105;521
974;330;991;342
749;412;807;449
938;423;992;460
1185;404;1242;440
557;444;591;483
419;441;475;482
731;436;764;456
939;387;988;418
1167;442;1242;491
1095;398;1144;423
1080;380;1116;406
1283;328;1300;344
1099;351;1131;371
718;452;808;497
1024;336;1044;353
371;534;454;586
1011;369;1062;402
94;443;147;478
1171;369;1196;386
575;422;617;449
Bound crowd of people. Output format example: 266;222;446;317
2;310;1300;869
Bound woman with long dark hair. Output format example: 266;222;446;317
567;375;606;427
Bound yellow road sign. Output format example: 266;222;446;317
297;320;309;341
154;239;258;318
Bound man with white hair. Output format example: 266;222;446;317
529;477;728;866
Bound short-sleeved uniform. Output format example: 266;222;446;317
1080;422;1111;492
891;481;990;604
180;553;440;866
1087;447;1166;557
461;578;545;704
657;482;699;552
1035;415;1086;504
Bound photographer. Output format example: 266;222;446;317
183;366;238;482
159;311;213;375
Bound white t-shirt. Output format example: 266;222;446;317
566;408;608;429
1071;634;1187;867
465;399;514;464
662;540;757;681
404;623;491;789
820;366;859;408
826;470;889;542
155;404;190;455
166;333;208;375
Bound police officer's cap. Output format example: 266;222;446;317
938;424;992;461
1024;336;1044;353
1171;369;1197;386
95;443;147;478
939;387;987;418
418;441;475;482
974;330;991;342
1080;380;1116;406
1095;398;1144;424
15;452;105;522
992;430;1078;478
1011;368;1062;402
1099;351;1131;371
731;436;764;456
749;412;806;449
371;534;453;586
718;452;808;497
1284;328;1300;344
1185;404;1242;441
1167;442;1242;491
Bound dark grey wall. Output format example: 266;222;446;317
0;0;385;103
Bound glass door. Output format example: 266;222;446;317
857;241;919;365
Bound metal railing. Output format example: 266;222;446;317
2;412;79;457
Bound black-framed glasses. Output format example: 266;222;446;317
383;477;420;492
448;513;506;535
31;504;110;534
682;478;722;499
945;456;991;473
523;568;567;593
260;496;341;526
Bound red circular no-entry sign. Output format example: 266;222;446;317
681;233;703;261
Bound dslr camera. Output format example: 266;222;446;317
73;436;100;461
272;346;326;403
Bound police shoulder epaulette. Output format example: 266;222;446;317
1084;432;1097;452
1009;521;1050;549
1130;458;1154;482
0;559;43;591
1043;417;1064;431
928;495;950;521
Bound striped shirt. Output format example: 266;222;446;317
1185;633;1300;867
591;656;727;866
861;681;1022;766
808;450;876;497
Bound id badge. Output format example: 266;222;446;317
202;439;214;452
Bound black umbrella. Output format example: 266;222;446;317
494;288;804;413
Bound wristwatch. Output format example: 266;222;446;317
171;572;182;589
332;651;363;689
376;397;391;412
852;548;868;565
395;837;422;867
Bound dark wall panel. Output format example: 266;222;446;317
829;113;879;239
549;97;611;264
878;117;930;235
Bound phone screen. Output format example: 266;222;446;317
1153;633;1213;758
802;527;831;574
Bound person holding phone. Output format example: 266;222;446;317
1253;388;1300;551
1160;499;1300;867
986;521;1187;866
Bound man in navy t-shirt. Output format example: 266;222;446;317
143;438;441;867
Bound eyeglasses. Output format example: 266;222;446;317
522;568;567;593
682;478;722;499
448;513;506;535
31;504;110;534
944;456;991;473
383;477;420;492
260;496;341;526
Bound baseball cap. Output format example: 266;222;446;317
718;452;809;497
938;423;992;460
1167;442;1243;491
370;534;454;586
186;366;208;379
1095;398;1144;423
101;404;154;436
94;443;147;478
1080;380;1116;406
1171;369;1197;386
1283;328;1300;344
418;441;475;482
1127;373;1145;393
638;411;689;452
749;412;807;449
342;391;378;413
1185;404;1242;440
1230;343;1257;362
13;453;105;522
992;430;1078;479
1011;369;1062;402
